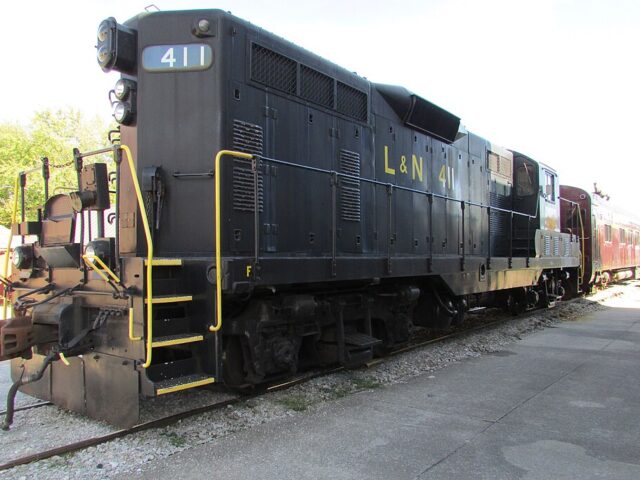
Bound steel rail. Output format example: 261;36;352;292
0;401;51;417
0;302;570;472
4;278;624;475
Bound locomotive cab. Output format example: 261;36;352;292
512;152;568;258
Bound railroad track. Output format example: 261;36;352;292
0;296;598;472
0;401;51;417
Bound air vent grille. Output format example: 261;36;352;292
544;235;551;256
250;43;368;123
232;119;264;212
232;119;264;156
251;44;297;94
301;65;334;108
339;149;361;222
337;82;368;122
232;160;264;213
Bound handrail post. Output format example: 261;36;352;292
526;216;531;267
2;176;20;320
119;145;154;368
113;147;122;276
386;184;393;275
19;172;27;245
460;200;465;271
210;150;254;337
331;171;338;277
252;157;260;271
508;211;513;268
41;157;50;203
486;206;492;270
427;193;433;272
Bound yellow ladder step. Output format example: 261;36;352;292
145;258;183;266
156;374;215;395
145;294;193;304
151;334;204;348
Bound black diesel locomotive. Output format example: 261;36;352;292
0;9;580;427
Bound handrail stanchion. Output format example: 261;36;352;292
120;145;155;368
209;150;254;335
2;176;20;320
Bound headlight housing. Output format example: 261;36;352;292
12;245;33;270
114;78;136;101
85;238;115;268
113;101;133;125
96;17;137;73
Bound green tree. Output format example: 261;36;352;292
0;108;112;226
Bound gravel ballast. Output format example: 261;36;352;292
0;285;625;479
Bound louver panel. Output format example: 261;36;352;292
232;120;264;212
251;44;297;94
339;149;361;222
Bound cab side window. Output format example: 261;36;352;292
543;170;556;202
515;163;536;196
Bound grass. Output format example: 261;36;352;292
325;384;351;400
351;376;381;391
276;375;383;412
276;395;314;412
161;431;187;448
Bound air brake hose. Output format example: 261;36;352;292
2;351;56;430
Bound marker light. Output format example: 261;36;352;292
12;245;32;270
114;78;135;101
96;17;137;73
112;102;132;124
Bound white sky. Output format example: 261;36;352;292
1;0;639;208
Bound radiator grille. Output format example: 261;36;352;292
301;65;334;108
232;160;264;213
232;119;264;156
489;191;510;256
232;120;264;212
339;149;361;222
251;44;297;94
553;237;560;256
250;43;369;123
544;235;551;256
337;81;368;122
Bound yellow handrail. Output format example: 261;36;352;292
82;254;121;284
209;150;254;333
58;352;70;366
128;307;141;341
120;145;154;368
2;175;20;320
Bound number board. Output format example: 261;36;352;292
142;44;213;72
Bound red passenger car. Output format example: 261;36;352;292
561;185;640;292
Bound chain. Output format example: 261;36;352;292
47;159;75;169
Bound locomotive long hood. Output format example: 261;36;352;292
374;84;461;144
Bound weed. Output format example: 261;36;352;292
326;384;352;400
276;395;313;412
351;376;381;391
161;431;187;448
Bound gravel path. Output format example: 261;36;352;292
0;284;624;479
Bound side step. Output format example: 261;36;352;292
344;332;382;349
344;332;382;367
151;333;204;348
145;294;193;304
145;258;183;266
155;374;215;395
